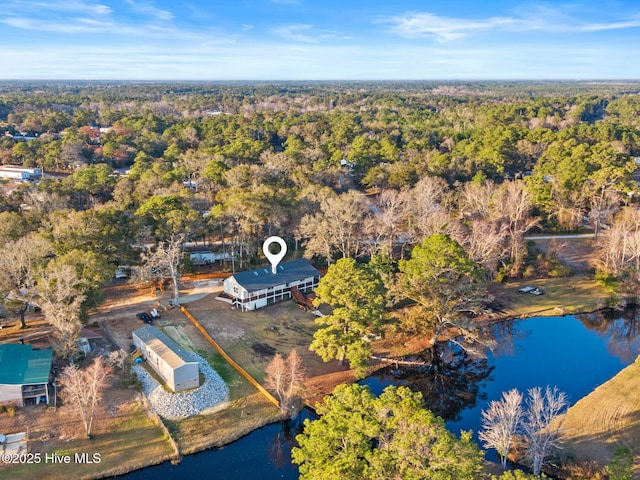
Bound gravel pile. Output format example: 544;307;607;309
133;351;229;419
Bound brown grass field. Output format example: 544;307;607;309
0;395;176;479
557;356;640;479
494;276;611;319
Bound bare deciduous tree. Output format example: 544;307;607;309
459;218;510;277
137;234;185;305
376;189;406;252
299;191;369;264
522;386;568;476
600;207;640;277
38;262;86;360
59;356;113;439
590;189;623;241
459;180;497;220
403;176;452;240
491;181;539;270
265;350;306;417
479;388;524;468
0;234;51;328
551;196;583;231
106;349;129;371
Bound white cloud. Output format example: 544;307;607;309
272;24;339;43
5;0;112;16
0;1;235;43
381;13;515;41
273;24;317;43
2;40;639;80
380;10;640;42
124;0;174;21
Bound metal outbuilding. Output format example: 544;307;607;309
132;326;199;393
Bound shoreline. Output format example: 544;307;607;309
2;275;620;479
111;275;616;475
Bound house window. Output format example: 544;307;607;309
233;286;238;294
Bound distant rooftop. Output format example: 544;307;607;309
228;258;320;292
0;344;53;385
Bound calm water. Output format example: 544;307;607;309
119;311;640;479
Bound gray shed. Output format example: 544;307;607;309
132;326;199;392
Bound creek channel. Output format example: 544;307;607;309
118;309;640;479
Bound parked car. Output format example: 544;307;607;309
530;288;544;296
136;312;153;323
518;286;536;293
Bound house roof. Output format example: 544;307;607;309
132;326;196;370
225;258;320;293
0;344;53;385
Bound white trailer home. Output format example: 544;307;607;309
132;326;199;393
188;250;231;265
0;166;42;180
223;258;321;311
0;168;30;180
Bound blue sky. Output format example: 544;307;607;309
1;0;640;79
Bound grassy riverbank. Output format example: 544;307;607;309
165;392;283;455
494;276;610;319
557;356;640;479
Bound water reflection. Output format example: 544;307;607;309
577;308;640;362
118;313;640;479
267;417;306;468
364;342;494;421
487;318;528;358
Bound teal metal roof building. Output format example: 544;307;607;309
0;344;53;405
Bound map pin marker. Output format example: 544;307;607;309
263;236;287;274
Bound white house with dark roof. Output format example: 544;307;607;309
132;326;199;393
223;258;321;311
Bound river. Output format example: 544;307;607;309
118;309;640;479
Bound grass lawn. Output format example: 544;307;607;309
185;298;330;384
165;392;282;455
557;356;640;478
0;401;175;480
496;276;611;319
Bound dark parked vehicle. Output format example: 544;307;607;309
136;312;153;323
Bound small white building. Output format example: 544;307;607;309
0;166;42;180
188;250;232;265
132;326;199;393
223;258;321;311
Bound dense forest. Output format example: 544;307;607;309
2;81;640;478
2;80;640;352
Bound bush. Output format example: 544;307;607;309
595;271;618;292
523;264;537;278
548;258;572;277
607;447;633;480
496;268;509;283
